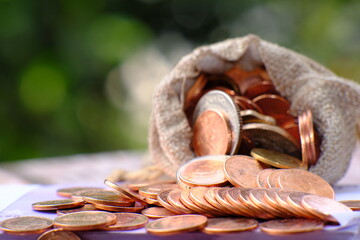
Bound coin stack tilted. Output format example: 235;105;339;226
0;66;359;238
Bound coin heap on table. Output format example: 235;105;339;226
0;66;356;238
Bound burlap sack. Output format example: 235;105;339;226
149;34;360;185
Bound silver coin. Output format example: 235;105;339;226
242;123;301;158
192;90;242;155
240;109;276;125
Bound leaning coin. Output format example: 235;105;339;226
38;229;80;240
250;148;303;169
203;217;258;234
146;214;208;235
139;183;178;199
167;189;194;214
260;218;324;235
240;109;276;125
339;200;360;211
93;201;145;213
177;155;229;188
101;213;149;231
224;155;268;188
54;211;117;231
81;189;134;207
142;207;179;219
56;187;103;198
104;179;148;205
192;90;242;155
256;168;276;188
57;204;98;216
0;216;53;235
189;187;226;216
32;199;84;211
157;190;184;214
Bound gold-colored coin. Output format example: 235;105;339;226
0;216;53;235
203;217;258;234
301;195;353;223
53;211;117;231
93;201;145;213
101;213;148;231
81;189;134;207
146;214;208;235
142;207;179;218
250;148;303;169
32;199;84;211
277;169;335;199
260;218;324;234
167;189;194;214
104;179;148;205
224;155;268;188
256;168;276;188
157;190;184;214
38;229;81;240
56;187;103;198
204;187;235;215
57;204;97;216
339;200;360;211
249;188;288;218
177;155;229;187
189;187;226;216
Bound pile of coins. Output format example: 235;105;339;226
187;66;320;169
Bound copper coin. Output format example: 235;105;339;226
233;96;264;113
142;207;179;218
54;211;117;231
215;188;249;216
237;75;263;95
180;189;210;215
249;188;287;218
339;200;360;211
104;179;148;205
237;188;274;219
0;216;53;235
299;110;317;166
57;204;97;215
127;180;176;191
192;90;242;154
274;190;304;218
237;134;255;155
242;123;301;158
277;169;335;199
260;218;324;234
139;183;178;199
225;188;255;217
263;189;294;217
145;197;161;206
206;86;237;96
282;120;301;146
38;229;81;240
301;195;353;223
257;169;276;188
204;187;235;215
81;189;134;207
32;199;85;211
101;213;148;231
267;169;285;188
240;109;276;125
224;155;268;188
251;148;303;169
157;190;184;214
146;214;208;235
177;155;229;188
252;94;290;116
167;189;194;214
287;192;319;219
203;217;258;234
244;81;278;99
56;187;103;198
189;187;225;216
192;109;232;156
93;201;145;213
184;73;208;120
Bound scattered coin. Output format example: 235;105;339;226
32;199;84;211
57;203;98;215
56;187;103;198
203;217;258;234
142;207;179;218
104;179;148;205
146;214;208;235
0;216;53;235
101;213;149;231
250;148;303;169
81;189;134;207
260;218;324;234
38;229;81;240
93;201;145;213
53;211;117;231
339;200;360;211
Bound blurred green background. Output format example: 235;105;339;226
1;0;359;162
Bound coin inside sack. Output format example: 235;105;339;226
250;148;303;169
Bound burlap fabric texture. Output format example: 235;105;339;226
149;34;360;185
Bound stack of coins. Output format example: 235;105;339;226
187;66;320;169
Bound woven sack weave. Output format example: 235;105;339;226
149;34;360;184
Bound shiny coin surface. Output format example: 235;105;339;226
157;190;184;214
251;148;303;169
252;94;290;116
234;96;264;113
244;81;278;99
38;229;81;240
203;217;258;234
81;189;134;207
249;188;287;218
277;169;335;199
242;123;301;158
139;183;178;199
240;109;276;125
93;201;145;213
257;168;276;188
192;109;232;156
189;187;225;216
204;187;234;215
180;189;210;215
142;207;179;218
54;211;117;231
215;188;248;216
287;192;318;219
299;110;317;166
339;200;360;211
192;90;242;155
146;214;208;235
127;180;176;192
101;213;148;231
267;169;285;188
301;195;353;222
260;218;324;234
177;155;229;187
56;187;103;198
237;188;275;219
32;199;84;211
57;204;97;215
224;155;268;188
0;216;53;235
104;179;148;205
167;189;194;214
